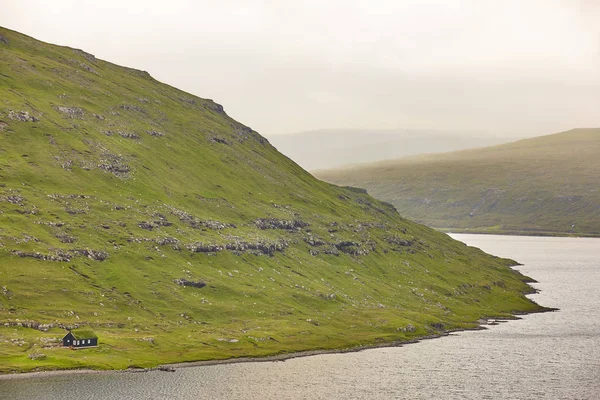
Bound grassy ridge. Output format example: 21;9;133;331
0;27;545;374
316;129;600;236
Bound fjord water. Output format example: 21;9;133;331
2;234;599;399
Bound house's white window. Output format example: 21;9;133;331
88;340;91;344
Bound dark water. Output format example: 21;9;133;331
2;235;599;399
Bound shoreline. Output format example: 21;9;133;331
0;311;555;381
438;229;600;238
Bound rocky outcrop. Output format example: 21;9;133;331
203;101;225;114
55;106;84;117
186;239;288;256
72;48;96;63
0;34;8;44
385;236;413;247
8;110;38;122
98;154;130;176
174;278;206;289
12;248;108;262
167;206;234;230
255;218;309;230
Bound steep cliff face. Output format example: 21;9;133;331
0;27;544;373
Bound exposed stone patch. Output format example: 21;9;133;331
98;153;130;176
210;137;228;144
186;239;288;256
72;48;97;63
1;286;12;299
119;104;146;114
147;130;164;137
304;236;326;246
174;278;206;289
167;206;234;230
73;249;109;261
12;248;108;262
55;232;77;243
0;34;8;44
8;110;38;122
55;106;84;118
1;194;25;205
138;222;155;231
156;237;179;246
385;236;413;247
255;218;309;230
119;131;140;139
186;243;223;253
13;249;72;262
28;353;47;361
179;97;196;105
203;101;225;114
0;121;8;131
69;58;98;74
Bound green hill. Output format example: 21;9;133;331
0;27;545;374
316;129;600;236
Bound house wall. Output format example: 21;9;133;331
62;334;98;347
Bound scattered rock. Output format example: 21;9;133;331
147;130;164;137
55;106;84;117
210;137;228;144
0;121;8;131
179;97;196;105
174;278;206;289
72;48;97;63
98;153;130;176
8;110;38;122
304;236;325;246
255;218;309;230
73;249;109;261
119;104;146;114
1;286;12;299
204;101;225;114
118;131;140;139
0;34;8;45
386;236;413;247
28;353;46;361
69;58;98;74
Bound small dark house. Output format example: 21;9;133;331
63;329;98;348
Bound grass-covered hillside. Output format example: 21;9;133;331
0;27;545;374
317;129;600;237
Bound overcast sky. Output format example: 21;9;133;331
2;0;599;136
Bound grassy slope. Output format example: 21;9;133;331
316;129;600;236
0;27;545;374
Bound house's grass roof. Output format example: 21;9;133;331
70;329;98;339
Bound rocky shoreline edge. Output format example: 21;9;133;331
0;311;556;381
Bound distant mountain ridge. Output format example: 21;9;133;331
266;129;524;170
316;129;600;237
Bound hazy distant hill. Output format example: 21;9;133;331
266;129;523;170
316;129;600;237
0;27;544;373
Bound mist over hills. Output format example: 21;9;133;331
0;27;544;373
266;129;527;170
317;129;600;237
